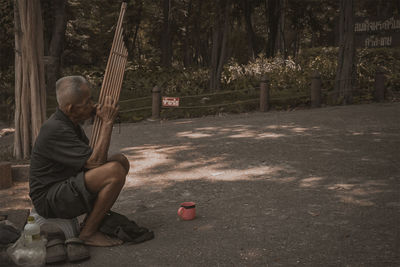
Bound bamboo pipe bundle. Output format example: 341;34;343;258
90;2;128;148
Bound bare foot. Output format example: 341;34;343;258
79;231;123;247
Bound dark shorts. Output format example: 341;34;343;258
44;172;97;219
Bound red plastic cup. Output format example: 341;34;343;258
177;202;196;220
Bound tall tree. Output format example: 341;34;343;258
125;0;143;62
275;0;286;57
14;0;46;159
44;0;67;92
242;0;258;59
209;0;231;91
265;0;281;58
161;0;173;67
182;0;193;68
334;0;355;105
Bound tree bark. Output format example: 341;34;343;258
209;0;230;91
209;22;220;91
183;0;193;68
14;0;46;159
161;0;173;67
243;0;257;60
215;5;230;90
266;0;280;58
334;0;354;105
127;0;143;62
193;1;203;66
45;0;67;92
275;0;286;57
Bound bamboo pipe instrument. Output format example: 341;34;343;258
90;2;128;148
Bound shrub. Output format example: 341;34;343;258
2;47;400;123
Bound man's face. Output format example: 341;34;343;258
71;85;95;123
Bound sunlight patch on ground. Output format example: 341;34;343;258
172;120;193;125
176;131;213;138
291;127;309;133
328;183;356;190
327;181;389;207
123;144;192;174
337;195;375;206
124;157;290;188
229;130;259;138
299;177;324;188
264;124;321;133
255;133;285;139
172;124;315;140
121;141;300;188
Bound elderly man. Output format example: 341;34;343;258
29;76;129;247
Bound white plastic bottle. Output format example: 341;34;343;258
7;216;46;266
24;216;41;246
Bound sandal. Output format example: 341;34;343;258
46;239;66;264
65;237;90;262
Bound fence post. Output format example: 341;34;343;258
152;86;161;120
260;75;270;112
375;67;385;102
311;70;321;108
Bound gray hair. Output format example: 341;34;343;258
56;76;89;107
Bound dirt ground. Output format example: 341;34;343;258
1;102;399;266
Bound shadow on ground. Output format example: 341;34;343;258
2;103;399;266
103;103;399;266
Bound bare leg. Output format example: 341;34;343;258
79;161;127;246
108;153;130;174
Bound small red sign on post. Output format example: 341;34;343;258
162;97;180;107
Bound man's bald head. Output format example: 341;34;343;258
56;76;90;108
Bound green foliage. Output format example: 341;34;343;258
56;46;400;123
0;0;14;71
357;47;400;95
2;0;400;124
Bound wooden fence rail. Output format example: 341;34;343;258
42;69;390;120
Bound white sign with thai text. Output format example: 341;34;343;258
162;97;180;107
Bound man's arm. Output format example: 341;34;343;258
85;96;118;169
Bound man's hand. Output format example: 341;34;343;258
96;96;119;124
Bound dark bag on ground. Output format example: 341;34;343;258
0;224;20;245
99;211;154;244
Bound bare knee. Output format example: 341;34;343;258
84;161;127;193
107;161;126;186
108;153;130;174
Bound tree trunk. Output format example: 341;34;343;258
183;0;193;68
209;0;230;91
266;0;280;58
243;0;257;60
127;0;143;62
209;23;220;91
45;0;67;93
14;0;46;159
334;0;354;105
215;5;230;90
275;0;286;57
161;0;172;67
193;1;203;66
